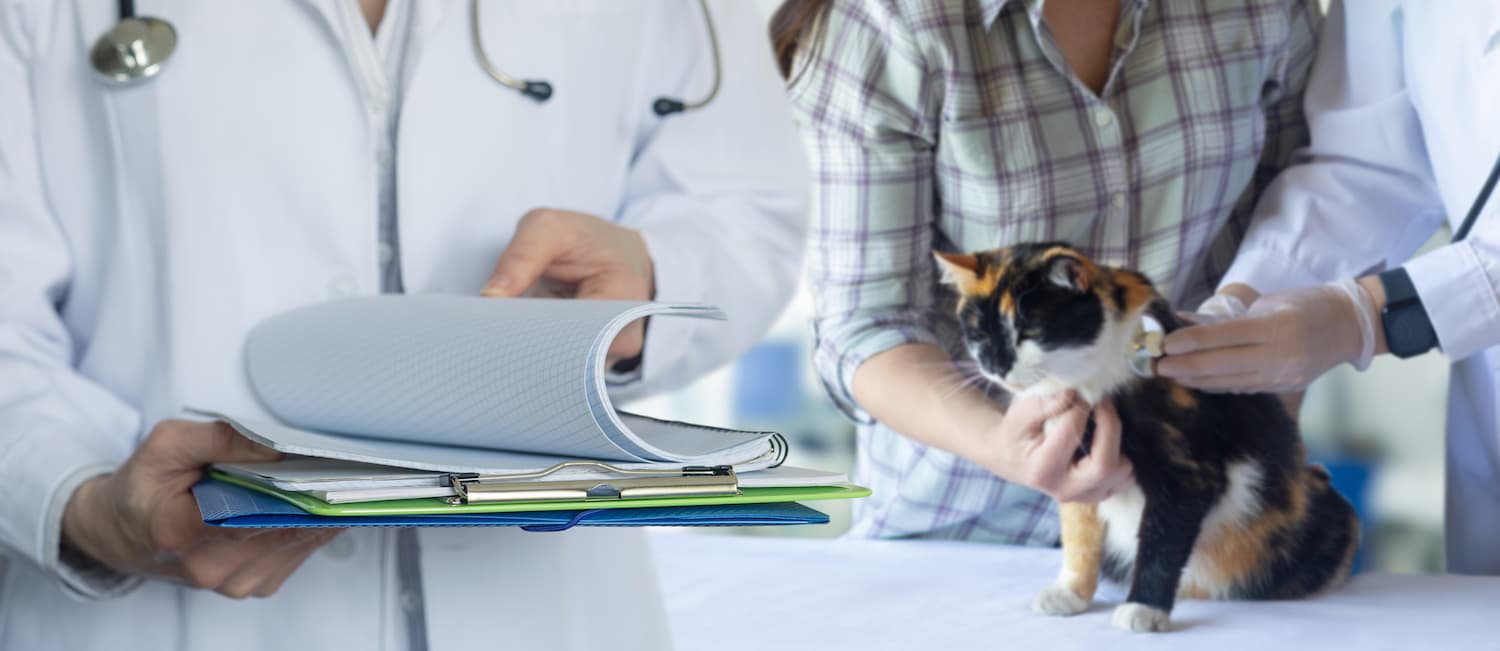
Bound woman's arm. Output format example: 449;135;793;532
854;344;1130;503
789;1;1128;502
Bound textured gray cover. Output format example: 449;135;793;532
227;295;773;468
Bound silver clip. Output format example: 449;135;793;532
445;462;738;505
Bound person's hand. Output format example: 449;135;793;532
1158;280;1378;393
978;391;1134;503
481;208;655;363
61;420;345;598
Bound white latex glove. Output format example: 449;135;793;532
1156;279;1377;393
1188;292;1250;325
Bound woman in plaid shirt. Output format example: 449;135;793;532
772;0;1319;543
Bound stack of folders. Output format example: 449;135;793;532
190;295;868;531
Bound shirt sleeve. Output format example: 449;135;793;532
785;1;945;423
607;0;811;402
0;2;144;599
1404;213;1500;360
1219;0;1448;295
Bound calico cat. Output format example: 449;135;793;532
933;243;1359;633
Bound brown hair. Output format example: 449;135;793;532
769;0;835;81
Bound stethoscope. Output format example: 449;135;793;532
89;0;723;117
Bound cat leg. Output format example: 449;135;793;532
1111;494;1210;633
1032;502;1104;616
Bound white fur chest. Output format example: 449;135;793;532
1098;485;1146;569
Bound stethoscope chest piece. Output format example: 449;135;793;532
90;16;176;84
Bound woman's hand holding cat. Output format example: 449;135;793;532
987;392;1134;503
1159;280;1380;393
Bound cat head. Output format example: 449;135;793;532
934;242;1168;399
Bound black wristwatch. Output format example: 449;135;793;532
1377;267;1439;358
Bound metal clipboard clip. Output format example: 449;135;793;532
445;461;739;505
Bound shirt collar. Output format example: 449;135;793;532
977;0;1012;28
979;0;1151;31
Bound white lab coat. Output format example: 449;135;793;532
0;0;809;648
1219;0;1500;574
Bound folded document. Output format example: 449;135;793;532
191;296;866;526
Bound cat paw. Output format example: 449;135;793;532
1031;584;1090;616
1111;602;1171;633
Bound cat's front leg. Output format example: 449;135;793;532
1112;493;1211;633
1032;502;1104;616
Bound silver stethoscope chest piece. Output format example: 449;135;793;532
90;15;177;84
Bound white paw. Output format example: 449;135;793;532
1031;584;1090;616
1111;602;1171;633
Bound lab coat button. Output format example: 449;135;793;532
1094;109;1114;128
327;275;357;297
323;534;355;559
400;591;422;612
378;242;395;265
375;147;393;167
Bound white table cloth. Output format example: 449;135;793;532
650;532;1492;650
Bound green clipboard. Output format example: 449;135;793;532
208;470;871;517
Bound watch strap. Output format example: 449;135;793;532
1378;267;1438;358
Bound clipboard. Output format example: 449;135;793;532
206;470;870;517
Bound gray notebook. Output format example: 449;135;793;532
192;295;785;475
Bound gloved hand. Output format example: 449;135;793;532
1186;291;1250;325
1156;279;1378;393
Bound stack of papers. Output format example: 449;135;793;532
191;296;868;530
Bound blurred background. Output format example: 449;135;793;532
632;0;1449;574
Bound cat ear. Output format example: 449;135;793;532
1046;255;1090;292
933;252;981;289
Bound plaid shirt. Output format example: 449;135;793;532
790;0;1318;542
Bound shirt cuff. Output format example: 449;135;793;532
814;321;942;425
1217;244;1326;296
48;464;143;601
1405;241;1500;361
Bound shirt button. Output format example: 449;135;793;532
1110;193;1126;210
323;534;355;560
1093;109;1114;128
378;242;395;265
327;274;357;298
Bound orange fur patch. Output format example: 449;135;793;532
1058;502;1105;601
1108;270;1155;312
1193;467;1312;595
1169;383;1197;410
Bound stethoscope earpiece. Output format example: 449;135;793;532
521;80;553;102
90;14;177;85
652;98;686;117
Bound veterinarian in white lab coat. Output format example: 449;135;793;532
1157;0;1500;575
0;1;808;648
